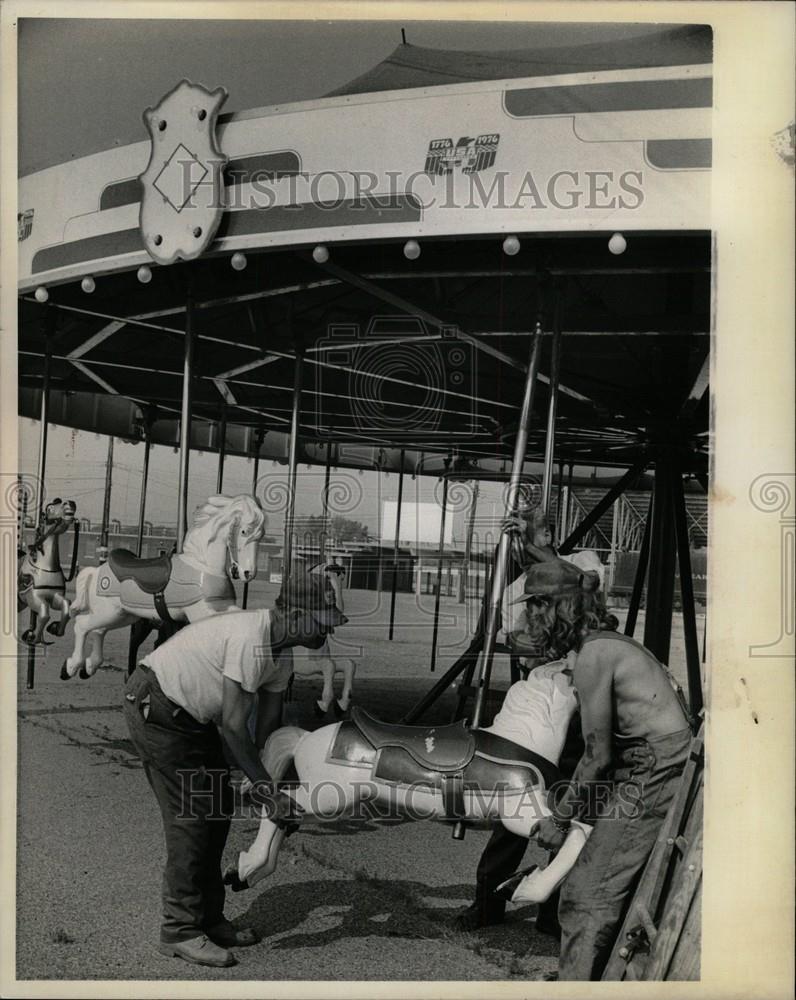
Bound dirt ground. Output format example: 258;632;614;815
14;581;701;983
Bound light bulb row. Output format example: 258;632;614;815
32;233;628;301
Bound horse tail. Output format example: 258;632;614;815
70;566;95;616
261;726;308;781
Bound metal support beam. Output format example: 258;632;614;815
100;436;114;550
671;462;704;718
242;426;265;609
282;337;304;585
643;451;678;664
625;492;654;638
388;450;406;640
176;291;196;551
27;316;54;690
559;455;648;555
470;321;544;730
458;481;479;604
429;467;450;673
216;400;228;494
540;312;563;513
136;425;152;557
320;441;333;568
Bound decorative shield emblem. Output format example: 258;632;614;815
18;209;34;241
138;79;228;265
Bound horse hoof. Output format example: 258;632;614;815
21;630;36;645
60;662;72;681
46;621;60;635
79;666;90;680
494;865;539;904
222;866;248;892
313;701;330;719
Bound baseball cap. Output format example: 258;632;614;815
276;569;348;628
509;559;601;604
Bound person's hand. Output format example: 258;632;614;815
249;782;301;824
501;514;529;536
534;816;569;852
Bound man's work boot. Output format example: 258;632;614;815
158;934;237;967
205;919;260;948
454;898;506;931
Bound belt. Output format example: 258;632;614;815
131;663;208;729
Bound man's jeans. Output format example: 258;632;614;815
558;727;693;981
124;665;233;944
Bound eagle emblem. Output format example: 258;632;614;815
18;209;34;242
139;79;228;265
424;134;500;176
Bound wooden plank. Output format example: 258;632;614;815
668;881;702;981
644;827;703;980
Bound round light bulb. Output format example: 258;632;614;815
81;276;96;294
231;252;247;271
137;265;153;284
312;245;330;264
403;239;421;260
608;232;627;255
34;286;49;303
502;235;521;256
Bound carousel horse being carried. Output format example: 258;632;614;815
17;498;79;645
224;559;604;900
62;494;265;680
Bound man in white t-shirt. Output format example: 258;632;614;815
123;571;346;969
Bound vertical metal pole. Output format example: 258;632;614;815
27;321;53;690
458;480;479;604
671;464;704;718
429;469;450;673
215;399;228;494
100;435;115;549
608;497;619;594
643;450;678;663
283;341;304;586
135;426;152;557
625;492;654;637
242;426;265;609
540;309;562;514
388;450;405;639
320;441;333;567
176;290;196;551
555;458;566;543
471;321;544;729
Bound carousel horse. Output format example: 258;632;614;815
224;657;592;895
62;494;266;680
17;498;79;645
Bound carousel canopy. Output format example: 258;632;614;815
18;32;712;481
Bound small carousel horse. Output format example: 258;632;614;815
17;499;79;645
62;494;266;680
225;657;592;896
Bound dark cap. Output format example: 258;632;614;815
276;569;348;628
509;558;601;604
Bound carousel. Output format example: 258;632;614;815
17;25;711;980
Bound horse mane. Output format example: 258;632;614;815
183;495;266;559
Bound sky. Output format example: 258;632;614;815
16;15;665;531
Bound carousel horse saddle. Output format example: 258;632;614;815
350;707;475;771
333;708;561;820
108;549;172;594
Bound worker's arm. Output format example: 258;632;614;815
254;687;285;751
221;677;272;785
221;678;295;823
535;642;614;850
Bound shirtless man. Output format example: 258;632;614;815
527;566;694;980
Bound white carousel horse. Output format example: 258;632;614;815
62;494;266;680
17;499;78;645
288;651;357;718
225;658;591;896
287;564;355;717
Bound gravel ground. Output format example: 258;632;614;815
14;583;701;983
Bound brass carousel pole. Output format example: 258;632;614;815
388;449;406;640
283;333;304;587
176;286;196;552
242;425;265;609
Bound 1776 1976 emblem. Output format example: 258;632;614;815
138;79;228;265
